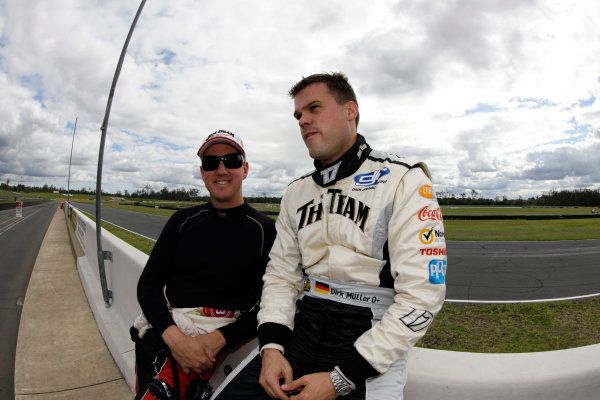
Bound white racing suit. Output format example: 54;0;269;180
214;135;446;399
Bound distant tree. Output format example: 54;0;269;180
160;186;169;199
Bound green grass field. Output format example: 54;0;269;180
444;219;599;241
417;298;600;352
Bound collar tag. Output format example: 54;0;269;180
320;162;341;185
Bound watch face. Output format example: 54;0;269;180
338;384;353;396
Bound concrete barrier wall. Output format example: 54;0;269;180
405;345;600;399
68;205;600;399
70;206;144;390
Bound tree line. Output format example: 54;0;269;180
0;181;282;204
436;188;600;207
1;180;598;206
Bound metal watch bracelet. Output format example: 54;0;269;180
329;366;356;396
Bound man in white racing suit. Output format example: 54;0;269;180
213;72;446;400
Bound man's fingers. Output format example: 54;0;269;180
282;377;303;391
260;375;289;400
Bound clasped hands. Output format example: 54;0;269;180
161;325;226;375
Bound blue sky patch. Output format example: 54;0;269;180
158;49;176;65
510;97;556;109
20;74;46;106
464;102;501;115
577;96;596;108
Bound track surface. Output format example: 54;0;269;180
0;202;57;398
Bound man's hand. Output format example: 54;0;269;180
258;348;295;399
161;325;226;375
282;372;337;400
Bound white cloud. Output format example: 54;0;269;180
1;0;599;199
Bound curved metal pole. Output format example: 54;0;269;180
96;0;147;307
67;116;78;206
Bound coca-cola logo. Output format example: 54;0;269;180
418;206;443;221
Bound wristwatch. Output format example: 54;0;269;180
329;366;356;396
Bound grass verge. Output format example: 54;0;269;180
444;218;600;241
80;211;156;255
418;297;600;352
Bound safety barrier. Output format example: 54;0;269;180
67;205;600;399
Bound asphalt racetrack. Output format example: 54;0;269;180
0;202;57;398
71;202;600;303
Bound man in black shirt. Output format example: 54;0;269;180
132;130;276;399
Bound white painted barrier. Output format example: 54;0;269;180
71;206;145;390
68;205;600;399
405;345;600;399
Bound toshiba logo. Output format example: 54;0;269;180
419;248;447;256
418;206;443;221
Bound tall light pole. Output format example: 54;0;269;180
96;0;147;307
67;117;78;206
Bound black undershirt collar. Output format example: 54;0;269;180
311;134;371;187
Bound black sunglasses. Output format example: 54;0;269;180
201;153;245;171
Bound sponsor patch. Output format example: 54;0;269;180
354;167;390;187
419;185;436;200
315;281;330;295
429;259;447;284
418;206;443;222
419;227;434;245
202;307;236;318
419;227;445;244
297;190;370;232
400;308;434;332
420;248;446;256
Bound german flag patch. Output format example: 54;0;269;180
315;281;330;295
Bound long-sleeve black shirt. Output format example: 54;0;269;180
137;202;276;348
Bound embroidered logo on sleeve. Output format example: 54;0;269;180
400;308;434;332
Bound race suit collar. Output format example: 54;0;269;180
208;201;250;218
311;134;371;187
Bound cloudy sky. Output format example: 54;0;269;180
1;0;599;200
